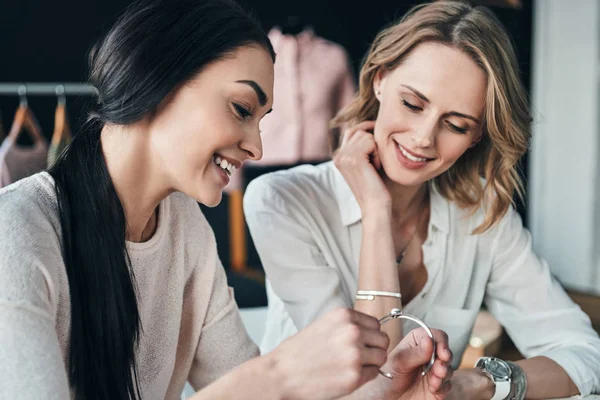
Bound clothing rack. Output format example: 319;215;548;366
0;83;98;97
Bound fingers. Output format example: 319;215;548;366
361;346;388;367
428;373;444;393
360;326;390;351
429;358;453;392
357;365;381;389
432;359;453;382
343;120;376;138
431;329;453;364
371;146;382;170
340;120;376;145
389;333;433;375
342;308;381;331
412;328;452;363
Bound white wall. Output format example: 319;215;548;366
529;0;600;295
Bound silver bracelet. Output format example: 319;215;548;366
506;361;527;400
356;290;402;301
377;308;436;380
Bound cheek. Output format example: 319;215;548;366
374;106;413;141
436;134;472;163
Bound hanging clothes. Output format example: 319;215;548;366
47;103;72;168
225;27;357;192
0;136;48;188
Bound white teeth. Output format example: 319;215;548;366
399;145;428;162
214;155;236;177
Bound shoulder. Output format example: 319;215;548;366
243;161;338;214
0;172;60;228
0;173;63;316
441;177;524;243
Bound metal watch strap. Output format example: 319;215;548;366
505;361;527;400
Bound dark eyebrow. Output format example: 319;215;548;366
401;84;430;103
401;84;481;124
447;111;480;124
236;80;268;107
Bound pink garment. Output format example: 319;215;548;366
0;137;49;188
225;27;356;191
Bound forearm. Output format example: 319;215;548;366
355;208;402;350
189;353;285;400
516;356;579;399
456;357;579;400
338;375;394;400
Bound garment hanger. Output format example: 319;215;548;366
51;85;71;147
8;85;44;143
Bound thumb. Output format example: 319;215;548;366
391;335;433;374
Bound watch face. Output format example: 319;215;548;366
485;358;511;379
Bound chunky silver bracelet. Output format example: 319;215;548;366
506;361;527;400
356;290;402;301
377;308;436;380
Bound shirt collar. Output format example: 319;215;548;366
331;162;450;233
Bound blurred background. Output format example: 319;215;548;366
1;0;598;373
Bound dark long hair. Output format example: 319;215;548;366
48;1;274;399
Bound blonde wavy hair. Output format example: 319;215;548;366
331;1;532;233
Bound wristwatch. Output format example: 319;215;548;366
475;356;512;400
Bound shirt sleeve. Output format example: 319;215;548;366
243;178;349;331
187;218;259;390
484;206;600;396
0;193;70;399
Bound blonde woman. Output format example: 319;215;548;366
244;2;600;399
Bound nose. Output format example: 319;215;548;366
240;128;263;161
411;117;437;149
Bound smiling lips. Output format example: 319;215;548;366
213;155;237;177
394;142;435;169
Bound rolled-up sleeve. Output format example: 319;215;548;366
244;178;349;331
484;207;600;396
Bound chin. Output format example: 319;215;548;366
382;164;430;188
184;184;223;208
199;192;223;208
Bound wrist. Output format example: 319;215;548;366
463;368;496;399
259;351;289;400
361;203;392;222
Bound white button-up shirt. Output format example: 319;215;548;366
244;161;600;396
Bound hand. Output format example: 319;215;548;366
385;328;454;400
445;368;495;400
333;120;391;213
269;308;390;400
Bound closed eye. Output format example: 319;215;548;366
447;122;468;134
402;99;422;112
233;103;252;120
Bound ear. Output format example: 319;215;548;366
373;69;387;101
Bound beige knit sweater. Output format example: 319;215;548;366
0;172;258;399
